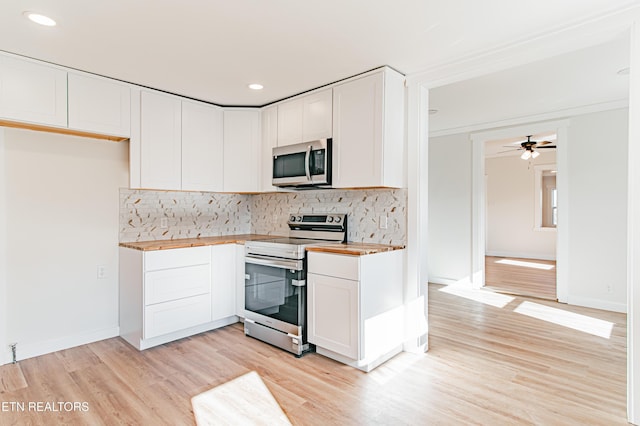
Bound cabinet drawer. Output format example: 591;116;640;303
308;251;359;280
144;294;212;339
145;264;210;305
144;246;210;271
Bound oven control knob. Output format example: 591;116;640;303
327;216;334;223
334;216;341;223
290;215;296;222
296;216;302;222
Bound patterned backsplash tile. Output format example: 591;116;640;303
119;189;251;242
251;188;406;245
120;188;407;246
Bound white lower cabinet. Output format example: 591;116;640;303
211;244;237;321
307;249;405;371
144;294;211;339
307;273;359;359
119;244;239;350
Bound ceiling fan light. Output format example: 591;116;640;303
531;150;540;159
521;150;531;160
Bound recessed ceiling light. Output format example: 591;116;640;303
23;11;56;26
428;109;439;115
248;83;264;90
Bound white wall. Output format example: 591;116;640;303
428;133;472;284
3;129;128;361
566;108;628;312
428;107;628;312
0;130;7;364
485;151;557;260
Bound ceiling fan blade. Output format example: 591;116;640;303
496;149;520;154
536;140;553;146
536;145;557;149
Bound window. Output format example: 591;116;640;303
541;174;557;228
534;164;557;230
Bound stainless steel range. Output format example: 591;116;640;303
243;213;347;356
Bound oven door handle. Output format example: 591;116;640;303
245;255;303;271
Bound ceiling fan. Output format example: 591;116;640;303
500;135;557;160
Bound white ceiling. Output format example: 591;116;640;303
0;1;637;106
429;36;631;135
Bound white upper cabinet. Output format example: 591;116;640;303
260;105;278;192
223;109;261;192
182;100;224;192
332;69;404;188
277;88;332;146
302;89;333;142
68;73;131;137
277;97;303;146
139;91;182;190
0;55;67;127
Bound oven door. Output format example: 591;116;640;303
244;255;306;337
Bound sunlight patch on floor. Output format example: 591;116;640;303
513;301;614;339
439;284;515;308
495;259;555;270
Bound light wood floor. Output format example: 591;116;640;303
485;255;557;300
0;284;627;425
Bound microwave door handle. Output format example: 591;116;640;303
305;145;312;182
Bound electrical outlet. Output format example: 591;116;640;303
160;217;168;229
606;283;613;294
379;215;388;229
97;265;107;279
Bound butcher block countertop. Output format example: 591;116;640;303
119;234;279;251
307;242;405;256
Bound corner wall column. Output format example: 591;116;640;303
404;81;429;352
0;128;8;365
627;18;640;426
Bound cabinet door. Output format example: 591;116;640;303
140;91;182;190
182;100;223;192
261;106;278;192
223;109;260;192
276;97;303;146
308;272;359;359
211;244;237;321
303;89;332;142
68;73;131;137
332;73;383;188
0;55;67;127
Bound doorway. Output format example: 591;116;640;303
482;132;558;300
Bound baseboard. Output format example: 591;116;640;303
428;276;471;286
566;296;627;314
486;251;556;261
12;326;120;362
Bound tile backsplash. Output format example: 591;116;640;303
251;189;407;246
119;189;251;242
120;188;407;246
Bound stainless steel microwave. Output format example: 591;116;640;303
272;139;332;188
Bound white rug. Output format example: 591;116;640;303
191;371;292;425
